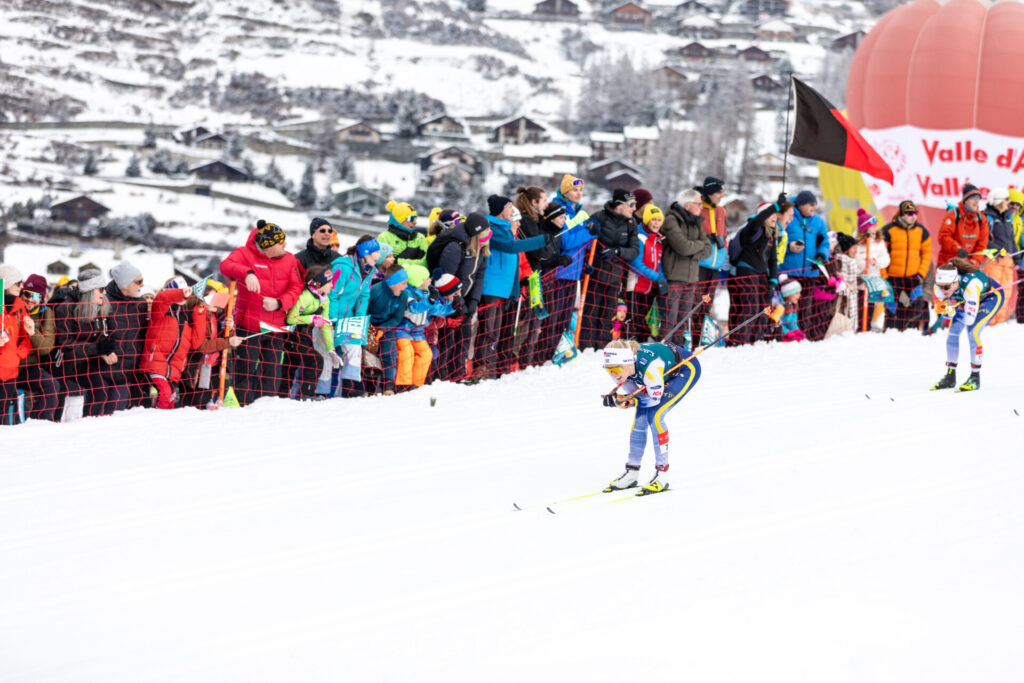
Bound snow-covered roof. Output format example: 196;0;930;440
757;19;797;33
209;182;292;209
680;14;718;28
590;131;626;144
500;143;592;159
4;242;176;287
623;126;659;141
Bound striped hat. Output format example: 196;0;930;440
435;273;461;296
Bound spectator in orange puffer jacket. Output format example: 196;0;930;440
938;184;989;266
140;281;208;409
882;200;933;331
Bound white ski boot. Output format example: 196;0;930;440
637;464;669;496
604;464;640;492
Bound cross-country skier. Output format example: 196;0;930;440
931;258;1003;392
601;339;701;495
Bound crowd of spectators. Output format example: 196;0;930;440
2;176;1022;424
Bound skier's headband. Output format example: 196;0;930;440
935;267;958;286
385;269;408;287
602;347;636;367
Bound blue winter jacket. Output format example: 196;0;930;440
481;216;547;299
394;288;455;341
781;212;830;277
329;253;373;318
551;190;596;282
367;280;410;330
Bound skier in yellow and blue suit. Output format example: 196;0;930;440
601;339;701;495
931;258;1003;392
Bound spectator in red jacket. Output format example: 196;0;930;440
140;281;208;409
938;184;989;266
219;220;303;405
2;265;36;424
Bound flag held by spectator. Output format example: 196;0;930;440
789;77;894;185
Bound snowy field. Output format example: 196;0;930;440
2;325;1023;682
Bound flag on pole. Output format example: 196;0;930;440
259;322;293;334
789;77;894;184
191;277;209;299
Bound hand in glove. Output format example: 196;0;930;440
956;248;969;259
656;276;669;296
327;350;344;368
543;232;554;246
311;315;330;328
464;299;478;317
599;247;619;261
397;246;426;261
96;336;116;355
602;393;620;408
715;234;725;249
586;220;600;236
452;298;467;316
557;254;573;267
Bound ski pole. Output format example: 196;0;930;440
658;293;712;344
607;306;773;404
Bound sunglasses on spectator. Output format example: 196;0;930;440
627;201;637;207
571;179;584;187
133;278;144;285
20;290;41;301
316;227;334;234
903;211;917;217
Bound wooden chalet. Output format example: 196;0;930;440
490;116;549;145
177;126;211;146
337;121;383;145
608;3;652;30
830;30;865;51
50;195;110;225
190;160;249;183
420;145;482;173
534;0;580;16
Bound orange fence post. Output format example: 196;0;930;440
574;239;599;348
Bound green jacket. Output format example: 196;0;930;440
286;289;333;352
378;224;429;268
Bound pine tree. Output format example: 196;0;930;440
143;123;157;148
82;149;99;176
262;158;283;188
241;156;257;182
226;130;244;159
172;156;191;176
333;147;355;182
125;153;141;178
297;162;318;207
147;148;171;174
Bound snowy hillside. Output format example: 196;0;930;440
3;325;1023;682
1;0;873;125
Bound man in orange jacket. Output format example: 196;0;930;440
938;184;989;266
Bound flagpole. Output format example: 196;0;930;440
781;71;793;195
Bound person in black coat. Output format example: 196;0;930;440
579;189;641;350
51;269;118;417
295;218;337;273
429;213;490;381
726;194;792;345
101;261;149;411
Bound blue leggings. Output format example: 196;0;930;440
628;359;701;468
946;291;1003;367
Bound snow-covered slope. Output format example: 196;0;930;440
3;325;1023;681
0;0;872;126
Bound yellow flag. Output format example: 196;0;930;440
223;386;240;408
817;160;880;236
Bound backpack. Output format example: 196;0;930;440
727;223;763;266
425;230;464;273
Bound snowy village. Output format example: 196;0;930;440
2;0;1023;681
